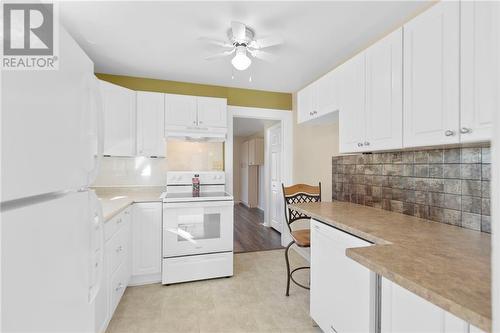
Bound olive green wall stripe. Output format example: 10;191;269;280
95;73;292;111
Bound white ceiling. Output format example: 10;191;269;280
60;1;430;93
233;117;278;137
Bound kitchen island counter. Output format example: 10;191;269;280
290;201;491;332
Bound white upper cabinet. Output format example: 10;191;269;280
365;28;403;151
165;94;227;132
297;69;339;124
460;1;498;143
403;1;460;148
297;84;313;123
136;91;165;157
196;96;227;128
164;94;198;129
338;52;367;153
100;80;136;156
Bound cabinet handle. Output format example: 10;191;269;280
193;121;196;124
116;218;122;224
199;121;203;124
357;143;364;147
460;127;472;134
313;110;318;115
115;245;123;253
364;141;370;146
444;130;455;137
115;283;124;291
309;111;313;116
330;325;338;333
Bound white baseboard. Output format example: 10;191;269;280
128;273;161;286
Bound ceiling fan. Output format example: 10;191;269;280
201;21;283;71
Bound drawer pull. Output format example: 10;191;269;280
115;283;124;291
115;245;123;253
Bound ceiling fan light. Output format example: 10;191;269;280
231;46;251;71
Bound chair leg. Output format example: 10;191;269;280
285;240;294;296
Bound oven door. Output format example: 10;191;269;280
163;200;233;257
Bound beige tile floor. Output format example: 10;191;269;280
106;249;320;333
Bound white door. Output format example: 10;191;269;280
1;27;99;201
269;125;283;233
338;52;367;153
131;203;162;277
196;96;227;128
403;1;460;148
381;277;469;333
136;91;166;157
100;80;136;156
164;94;197;129
162;201;234;257
365;28;403;151
460;1;498;143
240;141;249;205
310;220;374;333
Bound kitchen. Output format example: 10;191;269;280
1;1;498;333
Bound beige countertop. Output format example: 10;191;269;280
290;201;491;332
93;186;164;221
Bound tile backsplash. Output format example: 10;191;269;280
332;146;491;233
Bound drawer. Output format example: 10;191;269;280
104;208;130;241
106;224;130;277
109;261;129;316
162;252;233;284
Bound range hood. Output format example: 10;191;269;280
165;129;226;142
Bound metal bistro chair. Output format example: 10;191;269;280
282;182;321;296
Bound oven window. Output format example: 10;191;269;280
177;213;221;241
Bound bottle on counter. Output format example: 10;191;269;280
192;174;200;196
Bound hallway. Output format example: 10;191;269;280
234;204;283;253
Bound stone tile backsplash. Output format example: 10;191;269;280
332;146;491;233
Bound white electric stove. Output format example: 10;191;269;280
161;171;234;284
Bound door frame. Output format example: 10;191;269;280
226;106;293;247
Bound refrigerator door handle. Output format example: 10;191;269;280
86;75;104;185
88;190;104;304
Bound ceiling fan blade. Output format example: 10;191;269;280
231;21;246;41
205;49;235;60
198;37;233;48
249;35;284;49
248;49;277;62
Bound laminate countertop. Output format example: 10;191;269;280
290;201;491;332
93;187;164;221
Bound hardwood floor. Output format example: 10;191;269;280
234;203;283;253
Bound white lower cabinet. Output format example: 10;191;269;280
310;219;375;333
381;277;481;333
131;202;162;285
103;207;132;329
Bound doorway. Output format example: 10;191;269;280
232;117;282;253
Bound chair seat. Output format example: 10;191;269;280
291;229;310;247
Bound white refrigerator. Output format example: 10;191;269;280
1;26;106;332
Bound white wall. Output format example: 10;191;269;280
292;93;340;202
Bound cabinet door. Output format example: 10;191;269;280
164;94;197;129
297;85;313;124
100;80;136;156
381;277;469;333
338;53;367;153
136;91;166;157
315;69;339;118
460;1;498;143
403;1;460;148
196;97;227;128
365;28;403;151
131;203;162;277
310;220;374;333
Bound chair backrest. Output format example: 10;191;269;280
282;183;321;232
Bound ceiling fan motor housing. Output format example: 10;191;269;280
227;26;255;46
